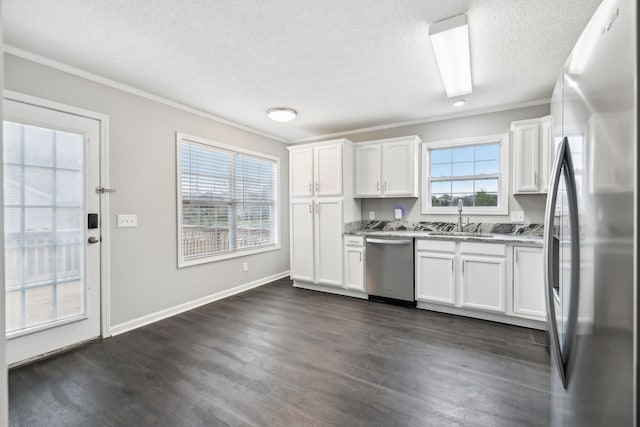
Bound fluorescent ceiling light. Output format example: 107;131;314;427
429;14;472;98
267;107;297;122
450;98;466;107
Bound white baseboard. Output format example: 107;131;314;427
110;271;290;336
416;301;546;330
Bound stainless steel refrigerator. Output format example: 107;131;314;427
544;0;637;424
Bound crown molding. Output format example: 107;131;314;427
3;44;289;143
291;98;551;143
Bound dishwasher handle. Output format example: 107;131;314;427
366;238;413;245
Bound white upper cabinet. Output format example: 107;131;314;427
290;147;314;198
354;145;381;196
354;135;420;198
382;140;417;196
290;142;343;198
539;118;553;193
512;116;553;194
314;143;343;197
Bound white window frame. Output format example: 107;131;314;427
421;133;509;215
176;132;280;268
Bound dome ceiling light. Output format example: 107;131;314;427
267;107;297;122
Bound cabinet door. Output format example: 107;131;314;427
290;147;314;198
382;140;416;196
290;200;314;282
355;144;381;197
314;144;343;197
460;256;506;312
415;251;455;304
513;123;540;193
538;117;553;193
344;245;364;292
314;199;343;286
513;246;546;319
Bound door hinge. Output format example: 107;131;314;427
96;187;116;194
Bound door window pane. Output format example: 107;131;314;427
3;121;85;333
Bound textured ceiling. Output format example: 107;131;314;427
3;0;601;142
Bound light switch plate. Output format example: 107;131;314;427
510;211;525;223
369;211;375;220
117;214;138;228
394;208;403;220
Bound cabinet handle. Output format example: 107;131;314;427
515;250;519;263
534;172;538;186
315;202;319;213
462;260;465;274
360;252;362;262
308;203;312;213
376;181;380;192
385;181;389;191
316;182;320;192
451;259;453;272
308;182;312;193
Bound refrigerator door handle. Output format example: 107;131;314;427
561;136;582;387
544;136;568;388
543;136;581;389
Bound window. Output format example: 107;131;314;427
422;134;509;215
177;133;279;267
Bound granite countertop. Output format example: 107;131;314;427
344;220;544;246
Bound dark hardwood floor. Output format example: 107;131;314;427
9;278;550;426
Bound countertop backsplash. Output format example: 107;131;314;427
344;220;544;237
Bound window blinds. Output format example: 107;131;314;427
179;140;278;262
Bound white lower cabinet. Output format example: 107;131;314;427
415;241;456;305
460;255;506;313
512;246;546;319
314;199;344;287
290;200;315;282
414;239;546;327
459;242;506;313
344;236;365;292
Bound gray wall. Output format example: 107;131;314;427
4;54;290;327
339;104;550;224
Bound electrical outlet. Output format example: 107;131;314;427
368;211;375;220
117;214;138;228
243;262;249;272
510;211;525;223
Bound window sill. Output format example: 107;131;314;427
178;243;281;268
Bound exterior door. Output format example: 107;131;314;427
3;98;101;365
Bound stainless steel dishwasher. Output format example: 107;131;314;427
365;237;415;307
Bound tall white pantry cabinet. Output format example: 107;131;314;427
288;139;361;294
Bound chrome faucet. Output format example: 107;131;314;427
457;200;464;232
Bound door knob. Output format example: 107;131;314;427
88;236;100;244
